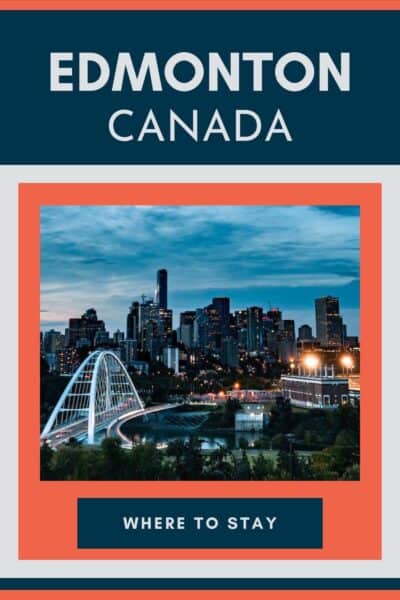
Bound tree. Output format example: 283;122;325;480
252;454;276;480
74;449;104;480
232;450;251;480
181;437;204;480
66;436;80;447
166;437;204;480
329;429;358;473
100;438;127;480
204;446;234;480
129;443;173;480
152;385;168;404
238;436;249;450
268;399;293;435
276;446;291;480
51;445;82;480
276;436;301;480
166;439;186;465
341;464;360;480
40;442;54;480
40;354;49;376
41;374;71;427
310;450;340;480
177;438;202;480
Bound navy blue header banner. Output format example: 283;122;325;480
1;10;400;164
77;498;323;549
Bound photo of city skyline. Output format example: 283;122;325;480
40;204;361;482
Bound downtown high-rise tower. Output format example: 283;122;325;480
155;268;168;309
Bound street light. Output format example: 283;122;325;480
341;355;354;375
303;355;320;372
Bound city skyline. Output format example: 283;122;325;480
40;204;360;335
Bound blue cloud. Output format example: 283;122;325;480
40;204;360;335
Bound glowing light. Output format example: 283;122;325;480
233;382;240;390
341;355;354;369
303;355;320;369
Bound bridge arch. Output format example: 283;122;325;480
41;350;144;444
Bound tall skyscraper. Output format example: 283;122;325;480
178;311;196;349
126;301;140;341
155;268;168;309
205;303;221;350
178;323;194;349
193;308;208;349
279;319;295;342
234;309;248;348
142;319;160;359
158;308;173;344
120;339;138;365
162;346;180;374
139;298;158;349
212;297;230;334
246;306;263;352
43;329;62;354
278;319;296;362
203;297;230;351
180;311;196;327
138;295;173;358
315;296;344;347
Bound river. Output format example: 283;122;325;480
120;408;262;451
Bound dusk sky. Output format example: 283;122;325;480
40;204;360;336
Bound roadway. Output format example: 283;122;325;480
42;403;181;449
106;403;180;446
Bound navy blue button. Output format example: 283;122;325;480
77;498;322;549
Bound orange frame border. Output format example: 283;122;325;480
19;183;381;560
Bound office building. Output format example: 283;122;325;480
162;346;180;374
221;337;239;368
298;324;313;341
65;308;106;348
315;296;344;347
56;347;80;375
282;366;349;409
113;329;125;344
155;268;168;309
43;329;62;354
126;301;140;341
235;404;265;432
247;306;263;352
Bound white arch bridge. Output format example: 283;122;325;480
41;350;179;447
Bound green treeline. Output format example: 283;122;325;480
41;405;359;482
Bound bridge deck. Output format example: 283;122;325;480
42;403;181;448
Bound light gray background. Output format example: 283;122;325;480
0;165;394;577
